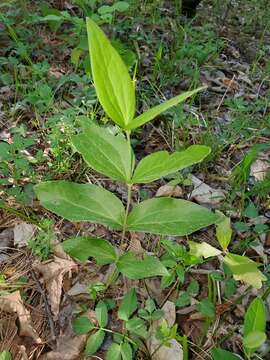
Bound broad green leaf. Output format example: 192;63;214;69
126;87;206;130
196;298;215;318
73;316;95;335
34;181;125;230
224;253;266;289
85;329;105;356
189;241;222;258
244;202;258;218
131;145;210;184
126;317;148;338
71;123;134;182
243;331;266;350
96;300;108;327
210;348;241;360
0;351;12;360
118;289;138;321
244;297;266;355
121;342;133;360
175;292;190;307
106;343;121;360
113;1;130;12
216;213;232;251
86;18;135;128
127;198;219;236
186;280;200;297
160;272;175;289
117;252;169;279
62;236;117;264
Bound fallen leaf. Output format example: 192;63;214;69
147;301;183;360
190;175;226;207
250;159;269;181
33;256;77;316
129;232;145;256
0;291;41;343
40;334;87;360
0;228;14;249
13;222;36;248
156;185;183;198
222;78;240;90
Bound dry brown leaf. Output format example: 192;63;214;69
222;78;240;90
156;184;183;198
190;175;226;207
33;256;77;317
250;159;269;181
40;334;87;360
0;291;41;343
129;232;145;256
147;301;183;360
13;222;37;248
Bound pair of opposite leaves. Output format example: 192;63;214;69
35;18;219;236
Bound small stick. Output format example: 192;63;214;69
160;279;179;308
31;270;56;342
216;75;236;112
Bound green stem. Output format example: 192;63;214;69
93;326;137;347
0;203;42;228
120;131;133;246
262;284;270;301
182;335;188;360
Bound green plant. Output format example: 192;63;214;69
0;351;12;360
73;290;147;359
160;240;201;290
189;213;266;289
33;18;220;358
28;219;55;260
243;297;267;358
0;130;46;204
210;348;241;360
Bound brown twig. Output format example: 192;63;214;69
31;270;56;342
160;279;179;308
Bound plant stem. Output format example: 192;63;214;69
262;284;270;301
120;130;133;247
182;335;188;360
0;202;41;228
93;326;137;347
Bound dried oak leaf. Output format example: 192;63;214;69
0;290;41;343
33;256;77;317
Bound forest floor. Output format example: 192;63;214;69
0;1;269;359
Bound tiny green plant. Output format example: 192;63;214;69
28;219;55;260
73;290;146;358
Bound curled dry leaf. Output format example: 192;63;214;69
0;290;41;343
155;184;183;198
147;301;183;360
33;256;77;317
13;222;37;248
190;175;226;207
